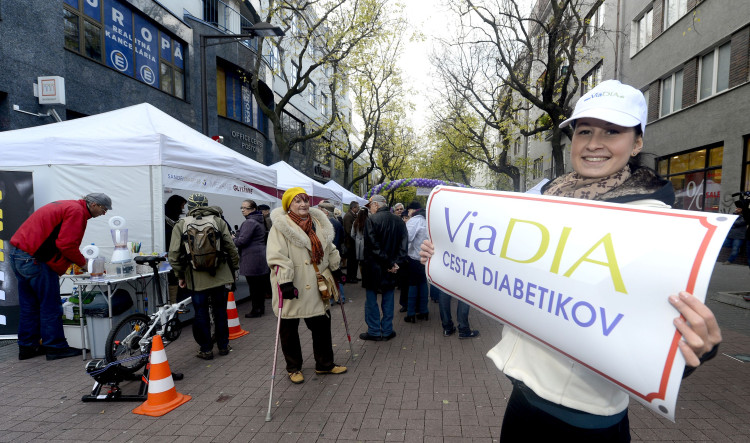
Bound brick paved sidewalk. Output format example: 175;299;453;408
0;266;748;442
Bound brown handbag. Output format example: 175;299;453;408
311;261;332;301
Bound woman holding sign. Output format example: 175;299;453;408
420;80;722;441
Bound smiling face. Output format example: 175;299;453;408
570;118;643;179
289;193;310;218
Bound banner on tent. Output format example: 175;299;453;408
0;171;35;337
163;167;276;202
425;186;734;421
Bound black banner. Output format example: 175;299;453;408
0;171;34;337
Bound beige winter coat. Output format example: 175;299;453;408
266;207;341;318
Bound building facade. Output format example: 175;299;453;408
621;0;750;214
0;0;351;183
509;0;750;214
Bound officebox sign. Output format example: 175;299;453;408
425;186;734;421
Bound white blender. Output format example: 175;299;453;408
109;216;135;275
81;243;105;280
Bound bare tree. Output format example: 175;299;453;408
243;0;390;162
324;12;410;192
439;0;606;177
430;36;523;190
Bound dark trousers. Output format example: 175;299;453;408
279;313;334;372
346;247;359;280
500;385;631;442
245;274;269;314
190;286;229;353
9;248;67;349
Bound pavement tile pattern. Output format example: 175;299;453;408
0;262;749;442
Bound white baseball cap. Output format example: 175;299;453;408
559;80;647;134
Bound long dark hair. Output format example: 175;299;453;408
629;125;645;169
354;207;368;233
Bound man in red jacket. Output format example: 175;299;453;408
10;193;111;360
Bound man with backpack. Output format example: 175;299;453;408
168;193;240;360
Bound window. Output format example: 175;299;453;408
664;0;687;29
513;138;521;156
635;8;653;52
309;81;317;108
269;46;280;72
586;1;606;41
321;92;328;116
62;1;185;99
660;70;684;117
282;111;305;153
581;63;603;94
217;65;269;134
291;14;299;36
699;42;731;100
533;157;544;179
656;144;724;212
291;62;299;80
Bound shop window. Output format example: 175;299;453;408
656;144;724;212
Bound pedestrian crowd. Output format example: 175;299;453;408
8;79;726;442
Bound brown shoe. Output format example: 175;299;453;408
315;365;347;375
288;371;304;384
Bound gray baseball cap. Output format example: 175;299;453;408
84;193;112;210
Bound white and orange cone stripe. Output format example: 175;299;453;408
227;292;249;339
132;335;191;417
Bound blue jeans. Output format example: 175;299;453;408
330;283;346;305
9;247;68;349
407;282;429;316
727;238;743;262
434;284;471;334
190;286;229;352
365;289;394;337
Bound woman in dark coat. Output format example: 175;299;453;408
234;199;270;317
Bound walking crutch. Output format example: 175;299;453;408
337;284;355;362
265;267;284;422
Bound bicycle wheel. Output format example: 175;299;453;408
105;313;151;373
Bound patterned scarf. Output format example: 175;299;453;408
544;165;632;201
287;210;324;264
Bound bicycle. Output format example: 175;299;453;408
104;255;191;373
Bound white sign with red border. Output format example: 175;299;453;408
425;186;735;421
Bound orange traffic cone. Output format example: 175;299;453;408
227;291;249;340
133;335;191;417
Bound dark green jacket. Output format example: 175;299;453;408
167;206;240;291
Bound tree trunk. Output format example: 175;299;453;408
550;128;566;177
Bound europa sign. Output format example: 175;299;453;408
425;186;734;421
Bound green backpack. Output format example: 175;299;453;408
182;214;222;274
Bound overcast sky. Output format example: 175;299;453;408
398;0;451;136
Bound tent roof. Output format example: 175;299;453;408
323;180;368;206
0;103;276;188
269;161;342;203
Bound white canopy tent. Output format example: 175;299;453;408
323;180;368;208
0;103;278;256
269;161;342;206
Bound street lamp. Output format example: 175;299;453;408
200;22;284;135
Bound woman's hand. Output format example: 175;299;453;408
419;239;434;265
669;291;722;367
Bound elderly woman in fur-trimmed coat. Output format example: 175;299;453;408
266;187;347;384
